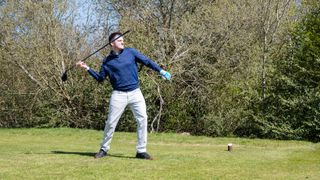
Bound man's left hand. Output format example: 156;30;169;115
160;70;171;81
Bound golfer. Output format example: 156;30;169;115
76;31;171;160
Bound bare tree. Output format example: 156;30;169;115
256;0;292;105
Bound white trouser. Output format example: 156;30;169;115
100;88;148;153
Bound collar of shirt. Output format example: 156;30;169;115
110;49;124;57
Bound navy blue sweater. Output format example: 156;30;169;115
88;47;162;91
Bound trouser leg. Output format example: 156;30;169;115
100;91;127;152
128;89;148;153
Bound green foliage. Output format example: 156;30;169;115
239;4;320;142
1;0;319;142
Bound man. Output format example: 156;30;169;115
76;31;171;160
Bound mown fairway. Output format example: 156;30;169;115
0;128;319;179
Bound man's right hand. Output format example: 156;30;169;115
76;61;90;70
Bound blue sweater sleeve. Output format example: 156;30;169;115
87;64;107;82
130;48;162;72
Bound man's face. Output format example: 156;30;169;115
111;36;124;51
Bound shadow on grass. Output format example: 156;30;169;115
51;151;135;159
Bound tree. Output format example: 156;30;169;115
239;2;320;142
270;4;320;141
0;0;114;128
101;0;295;136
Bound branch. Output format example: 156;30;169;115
13;59;45;89
148;74;164;133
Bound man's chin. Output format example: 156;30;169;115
114;46;124;51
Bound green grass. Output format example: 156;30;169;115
0;128;319;179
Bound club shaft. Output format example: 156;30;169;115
65;30;130;72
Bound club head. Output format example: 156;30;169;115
61;72;68;81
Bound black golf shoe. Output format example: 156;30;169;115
136;152;153;160
95;149;107;159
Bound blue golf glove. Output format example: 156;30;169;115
160;70;171;81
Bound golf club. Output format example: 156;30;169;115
61;30;130;81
